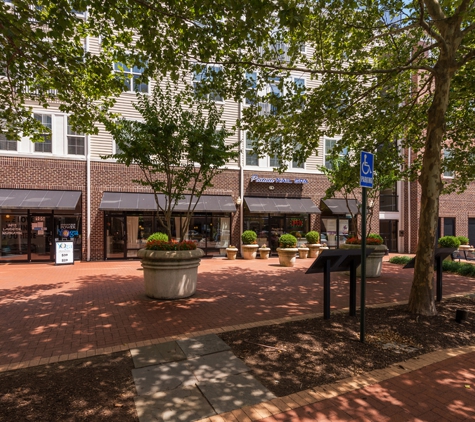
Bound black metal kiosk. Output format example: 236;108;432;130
403;248;455;302
306;249;374;319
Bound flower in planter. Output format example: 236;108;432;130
260;244;267;248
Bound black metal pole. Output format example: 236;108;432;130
324;259;331;319
360;187;367;343
349;259;356;316
436;256;442;302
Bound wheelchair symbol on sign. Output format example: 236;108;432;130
361;154;372;176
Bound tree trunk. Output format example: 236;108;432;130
408;65;452;315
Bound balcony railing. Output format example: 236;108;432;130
379;194;398;212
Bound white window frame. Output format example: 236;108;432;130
324;138;347;169
443;150;454;178
244;132;259;166
66;118;85;156
114;62;149;94
33;113;53;153
193;65;225;104
0;133;17;151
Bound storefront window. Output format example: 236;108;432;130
1;214;28;261
187;214;231;256
321;217;350;248
55;215;82;260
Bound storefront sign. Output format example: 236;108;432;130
250;175;308;184
58;223;78;238
2;224;22;236
55;241;74;265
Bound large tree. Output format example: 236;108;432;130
234;1;475;316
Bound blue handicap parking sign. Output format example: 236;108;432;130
360;152;374;188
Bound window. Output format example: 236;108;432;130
443;150;453;178
292;144;304;169
193;65;224;102
245;132;258;166
325;138;347;169
67;121;85;155
293;77;305;109
269;137;282;168
444;217;455;237
114;63;148;93
33;114;52;153
0;134;17;151
245;72;257;105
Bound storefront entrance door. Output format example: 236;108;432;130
30;215;54;261
269;216;285;252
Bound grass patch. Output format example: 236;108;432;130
389;255;413;265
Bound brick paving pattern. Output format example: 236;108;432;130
1;257;474;368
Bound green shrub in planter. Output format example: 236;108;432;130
457;236;470;245
279;234;297;248
438;236;461;248
241;230;257;245
305;231;320;244
147;232;169;242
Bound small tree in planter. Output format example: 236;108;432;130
104;81;237;240
105;82;237;299
277;234;298;267
241;230;258;259
305;231;321;258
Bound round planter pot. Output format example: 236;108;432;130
459;245;471;250
226;248;238;260
259;248;271;259
298;247;309;259
137;248;205;299
340;244;387;277
277;248;298;267
307;244;322;258
241;244;259;260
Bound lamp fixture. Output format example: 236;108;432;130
236;197;242;205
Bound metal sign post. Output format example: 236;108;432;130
360;151;374;343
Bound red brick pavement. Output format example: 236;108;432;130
256;351;475;422
0;257;474;366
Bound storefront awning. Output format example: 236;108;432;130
244;197;321;214
98;192;236;212
0;189;81;210
320;198;360;215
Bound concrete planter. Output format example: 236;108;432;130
226;248;238;260
339;244;387;277
241;244;259;260
277;248;298;267
307;244;322;258
137;248;205;299
298;247;309;259
259;247;271;259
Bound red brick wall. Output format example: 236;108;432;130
0;156;87;258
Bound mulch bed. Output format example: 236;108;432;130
0;296;474;420
220;295;475;396
0;352;138;422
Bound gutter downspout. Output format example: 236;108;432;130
85;34;91;261
238;101;244;248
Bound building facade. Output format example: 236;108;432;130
1;39;475;263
